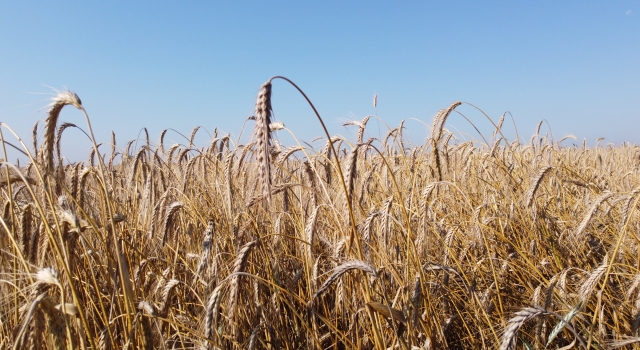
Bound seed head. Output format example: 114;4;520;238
35;267;61;287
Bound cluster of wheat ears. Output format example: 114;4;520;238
0;77;639;349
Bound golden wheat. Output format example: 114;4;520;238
2;81;640;349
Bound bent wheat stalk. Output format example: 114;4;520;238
43;90;83;175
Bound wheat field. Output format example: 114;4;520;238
1;77;640;349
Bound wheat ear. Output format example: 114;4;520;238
492;113;505;140
54;122;77;166
19;203;33;259
204;283;225;341
430;102;461;180
524;166;552;207
42;90;82;174
621;187;640;227
345;145;359;200
108;131;116;170
158;279;180;316
228;241;257;327
189;125;201;148
158;129;168;153
98;326;112;350
499;307;547;350
575;191;613;239
161;201;184;245
38;297;68;350
31;121;39;158
304;206;320;261
253;80;273;206
579;254;609;303
432;101;462;141
194;220;215;285
309;260;377;306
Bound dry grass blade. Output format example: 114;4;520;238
546;303;581;346
0;175;36;187
366;302;406;323
606;337;640;349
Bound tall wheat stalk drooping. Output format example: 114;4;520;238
42;90;83;175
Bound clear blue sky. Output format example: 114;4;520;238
1;1;638;162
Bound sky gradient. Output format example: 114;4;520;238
1;1;638;162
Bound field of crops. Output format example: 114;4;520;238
1;77;640;349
